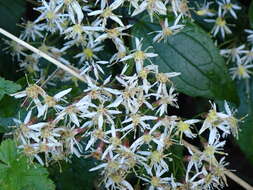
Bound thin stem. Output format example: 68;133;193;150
182;140;253;190
0;28;87;83
41;68;60;88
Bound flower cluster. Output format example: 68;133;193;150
4;0;243;189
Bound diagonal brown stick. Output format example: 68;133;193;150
0;28;86;82
183;140;253;190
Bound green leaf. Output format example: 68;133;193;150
131;19;238;103
0;77;21;101
0;0;25;34
0;139;17;164
0;139;55;190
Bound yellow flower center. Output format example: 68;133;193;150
44;95;56;107
23;145;36;156
102;8;112;18
143;134;152;143
83;48;94;59
164;28;173;36
131;114;141;126
139;69;149;79
224;3;233;10
110;137;121;147
204;146;215;156
237;65;247;77
196;9;208;16
150;150;163;163
178;121;190;132
134;50;146;61
107;28;120;38
73;24;83;34
94;129;104;139
46;11;55;20
156;73;169;83
151;176;161;187
216;17;226;26
26;84;44;99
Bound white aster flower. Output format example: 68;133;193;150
121;38;157;73
152;17;184;42
205;7;232;39
132;0;167;22
218;0;241;19
229;61;253;80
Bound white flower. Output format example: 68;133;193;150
34;0;66;33
151;115;178;135
203;136;227;165
121;113;157;134
82;102;121;129
154;72;180;96
63;21;103;40
74;41;103;62
196;166;221;189
205;7;232;39
245;29;253;44
121;38;157;73
186;147;203;175
13;111;40;143
11;84;46;116
220;44;245;63
55;103;82;126
155;87;179;116
152;17;184;42
223;101;240;138
88;0;124;27
138;149;170;171
114;74;140;113
199;102;230;142
138;167;172;190
20;21;44;41
40;88;72;118
218;0;241;19
241;47;253;64
229;61;253;80
57;0;85;23
176;119;200;144
195;1;215;17
132;0;167;22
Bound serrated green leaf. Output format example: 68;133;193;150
0;139;55;190
131;19;238;103
0;77;21;101
0;139;17;164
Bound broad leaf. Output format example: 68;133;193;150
131;19;238;103
0;77;21;101
0;139;55;190
0;139;17;164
